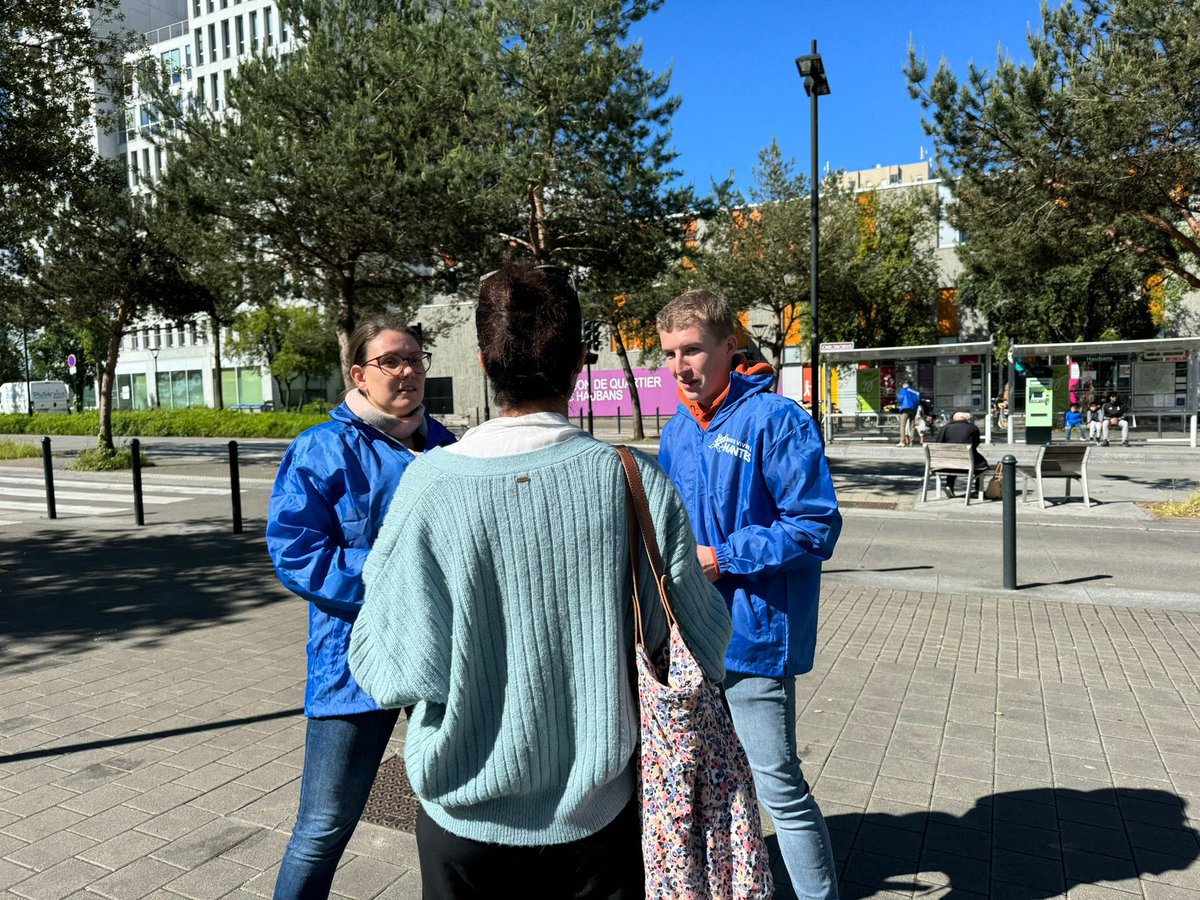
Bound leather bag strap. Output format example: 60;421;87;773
616;445;678;644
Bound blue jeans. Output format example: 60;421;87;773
273;709;400;900
725;672;839;900
1065;424;1086;440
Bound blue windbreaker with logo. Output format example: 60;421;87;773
267;403;456;717
659;372;841;677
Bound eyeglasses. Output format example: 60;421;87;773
364;352;432;376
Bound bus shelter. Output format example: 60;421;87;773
1007;337;1200;448
819;341;995;444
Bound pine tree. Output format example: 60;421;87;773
906;0;1200;333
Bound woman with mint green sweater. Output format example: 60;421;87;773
349;264;732;899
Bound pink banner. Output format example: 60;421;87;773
568;366;680;417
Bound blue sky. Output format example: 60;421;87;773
630;0;1054;193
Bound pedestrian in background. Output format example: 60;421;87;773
897;380;921;447
656;289;843;900
349;264;731;900
267;315;456;899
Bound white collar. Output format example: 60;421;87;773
442;412;586;458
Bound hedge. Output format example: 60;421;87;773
0;409;327;439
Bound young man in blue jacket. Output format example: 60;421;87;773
657;290;843;900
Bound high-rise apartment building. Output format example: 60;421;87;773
102;0;295;411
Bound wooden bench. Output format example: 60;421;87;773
1018;444;1093;508
921;443;990;505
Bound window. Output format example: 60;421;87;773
142;148;151;179
221;19;230;58
236;15;244;54
161;48;182;85
156;370;205;409
222;367;263;407
220;0;227;8
208;23;217;61
206;0;214;12
264;7;273;46
193;0;200;15
249;10;258;51
280;13;287;43
211;72;219;109
129;150;139;183
197;76;206;106
116;373;149;411
424;377;454;415
185;44;192;70
155;147;163;178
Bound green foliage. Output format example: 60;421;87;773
906;0;1200;337
0;0;135;253
485;0;702;438
154;0;501;381
26;161;211;450
228;305;339;410
688;141;940;365
0;409;327;439
72;446;154;471
0;439;39;460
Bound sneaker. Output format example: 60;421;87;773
1122;440;1129;447
942;486;955;499
1102;440;1110;447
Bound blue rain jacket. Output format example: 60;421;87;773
267;403;456;717
659;372;842;678
898;386;921;412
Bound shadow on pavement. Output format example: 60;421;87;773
824;565;935;575
1020;574;1113;590
0;526;291;671
826;787;1198;898
0;706;303;765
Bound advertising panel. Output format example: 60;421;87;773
567;367;678;417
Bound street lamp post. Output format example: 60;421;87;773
796;40;830;430
150;347;160;409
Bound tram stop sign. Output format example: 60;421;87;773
67;353;77;375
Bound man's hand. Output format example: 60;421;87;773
696;546;720;582
1110;417;1119;425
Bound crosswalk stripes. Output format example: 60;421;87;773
0;472;247;524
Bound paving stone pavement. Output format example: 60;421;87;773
2;529;1199;898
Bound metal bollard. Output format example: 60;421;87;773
130;439;145;526
578;409;584;430
229;440;243;534
617;407;622;434
41;436;56;520
655;408;661;435
1002;454;1017;589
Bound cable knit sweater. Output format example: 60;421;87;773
349;434;732;846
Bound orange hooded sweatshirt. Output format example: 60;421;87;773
678;360;776;430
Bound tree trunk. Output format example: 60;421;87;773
211;314;225;409
611;317;645;441
336;272;357;391
98;293;134;452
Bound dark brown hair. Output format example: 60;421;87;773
346;314;422;370
477;265;581;408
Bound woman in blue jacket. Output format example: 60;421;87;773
267;314;455;899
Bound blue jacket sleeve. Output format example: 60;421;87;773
712;422;841;577
266;452;368;614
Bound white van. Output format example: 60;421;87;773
0;381;72;415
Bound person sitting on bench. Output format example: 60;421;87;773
1101;391;1130;447
935;410;988;499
